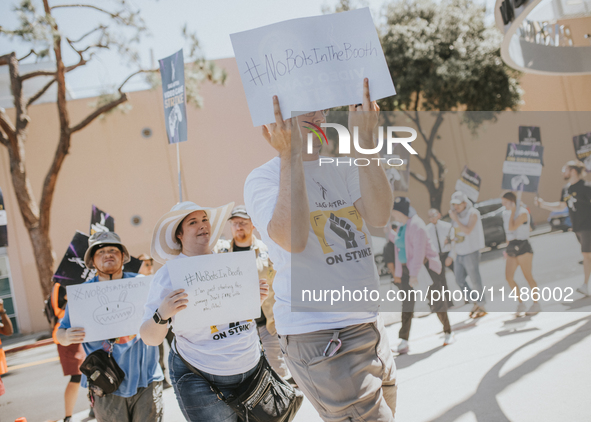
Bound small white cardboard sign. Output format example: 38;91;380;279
66;276;153;342
167;251;260;331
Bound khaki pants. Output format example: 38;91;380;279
278;319;397;421
93;381;163;422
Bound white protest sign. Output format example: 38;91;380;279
66;276;153;343
167;251;260;331
230;8;396;126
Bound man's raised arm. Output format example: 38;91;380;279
351;79;393;227
264;96;309;253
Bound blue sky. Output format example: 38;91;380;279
0;0;496;98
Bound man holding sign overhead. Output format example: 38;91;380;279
245;79;398;421
139;202;272;422
57;232;163;422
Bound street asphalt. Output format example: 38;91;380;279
1;230;590;422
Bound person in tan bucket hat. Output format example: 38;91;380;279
140;201;271;422
83;231;131;275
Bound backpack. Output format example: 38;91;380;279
43;283;67;326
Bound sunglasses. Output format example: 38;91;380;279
303;110;330;117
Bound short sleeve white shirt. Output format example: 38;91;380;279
244;157;378;336
142;254;260;376
452;207;485;256
502;207;530;241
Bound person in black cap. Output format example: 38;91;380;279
214;205;290;380
391;197;454;354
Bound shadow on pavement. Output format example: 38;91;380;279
394;345;445;370
495;327;540;337
563;295;591;311
450;318;482;333
480;247;506;263
430;315;591;422
495;316;541;337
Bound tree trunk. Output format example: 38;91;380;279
28;227;55;298
409;111;447;213
428;180;445;212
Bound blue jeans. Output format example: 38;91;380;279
455;250;486;304
168;348;258;422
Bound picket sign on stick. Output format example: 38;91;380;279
513;184;524;223
455;166;481;203
573;132;591;172
159;49;187;202
167;251;261;332
501;143;544;194
231;8;396;126
66;276;153;342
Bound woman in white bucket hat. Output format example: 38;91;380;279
140;201;269;422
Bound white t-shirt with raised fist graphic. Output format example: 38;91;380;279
245;157;378;336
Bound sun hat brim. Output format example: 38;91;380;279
151;202;234;264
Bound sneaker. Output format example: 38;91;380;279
469;303;479;318
471;305;487;319
443;332;455;346
397;339;409;354
516;302;527;317
576;284;589;296
526;302;541;316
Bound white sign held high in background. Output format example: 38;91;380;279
66;276;153;342
167;251;261;331
230;8;396;126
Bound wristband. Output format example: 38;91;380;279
153;309;171;325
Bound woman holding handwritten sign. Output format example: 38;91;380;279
139;202;269;422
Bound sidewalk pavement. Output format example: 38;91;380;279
2;331;52;353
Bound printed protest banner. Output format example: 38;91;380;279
455;166;481;203
66;276;153;342
0;187;7;247
230;8;396;126
501;143;544;193
382;144;410;192
573;132;591;171
159;49;187;144
167;251;260;331
518;126;541;145
90;205;115;235
53;231;96;286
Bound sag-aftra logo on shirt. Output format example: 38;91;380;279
310;205;373;266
